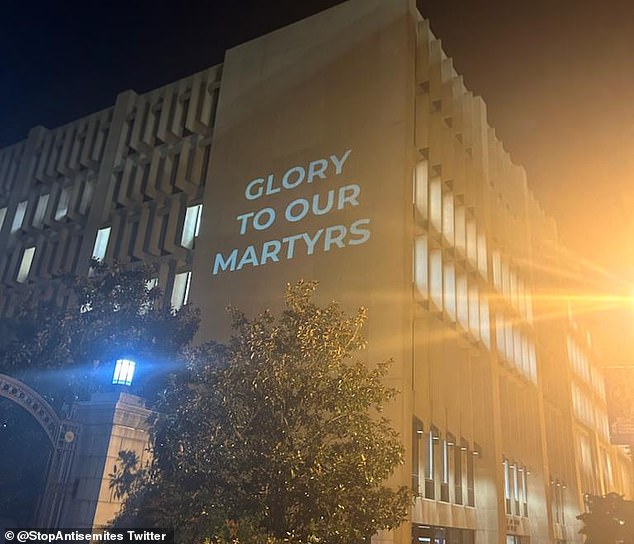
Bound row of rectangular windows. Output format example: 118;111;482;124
566;335;605;400
495;312;537;383
10;205;202;290
30;115;111;182
412;418;477;507
414;162;488;280
502;458;529;518
414;161;535;333
0;180;94;235
119;69;220;156
549;479;568;527
571;382;609;439
414;235;491;349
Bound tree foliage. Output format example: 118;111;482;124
0;261;199;409
112;280;411;543
577;493;634;544
0;262;198;526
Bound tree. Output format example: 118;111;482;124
112;280;411;543
0;262;199;526
577;493;634;544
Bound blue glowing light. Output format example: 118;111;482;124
112;358;136;386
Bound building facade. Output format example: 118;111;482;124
0;1;631;542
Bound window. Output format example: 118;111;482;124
112;358;136;386
457;274;468;330
17;247;36;283
412;418;424;494
0;207;6;231
455;204;466;254
454;441;465;505
11;201;28;232
414;236;428;298
503;459;512;514
512;463;520;515
92;227;111;262
414;161;428;217
78;179;95;215
425;427;437;499
477;232;487;278
466;219;477;266
480;296;490;348
492;250;501;289
440;439;450;502
171;271;192;310
466;448;475;506
33;194;49;228
55;187;71;220
442;192;454;244
468;285;480;339
520;467;528;517
430;249;442;310
429;178;442;232
181;203;203;249
443;262;456;322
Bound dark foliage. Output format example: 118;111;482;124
0;262;199;526
111;280;411;543
577;493;634;543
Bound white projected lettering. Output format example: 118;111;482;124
212;149;372;275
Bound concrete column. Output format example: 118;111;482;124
56;392;152;528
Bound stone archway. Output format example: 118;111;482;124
1;373;151;529
0;373;62;444
0;373;78;528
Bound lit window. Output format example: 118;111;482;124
440;438;450;502
181;204;203;249
414;161;428;217
442;192;454;245
520;467;528;517
0;207;7;231
528;343;537;382
477;233;487;278
443;262;456;322
510;270;518;309
455;205;466;254
505;322;514;364
79;179;95;215
11;201;28;232
92;227;111;262
33;194;49;228
414;236;428;298
468;285;480;339
496;313;506;357
456;274;468;330
512;463;520;515
171;271;192;310
503;459;511;514
112;358;136;386
466;220;477;266
492;251;501;289
429;178;442;232
480;296;490;348
412;418;424;494
17;246;36;283
55;187;71;220
430;249;442;310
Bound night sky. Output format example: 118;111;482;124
2;0;634;357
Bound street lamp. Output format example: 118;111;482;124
112;358;136;386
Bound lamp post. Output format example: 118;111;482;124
112;358;136;386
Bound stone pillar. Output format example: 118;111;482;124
55;392;152;528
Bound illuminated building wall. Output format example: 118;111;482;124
0;0;631;542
